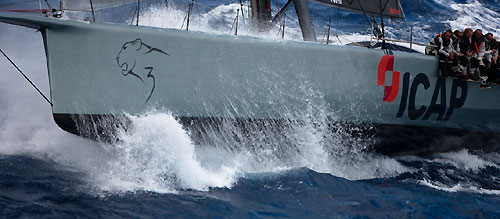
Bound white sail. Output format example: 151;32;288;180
63;0;138;11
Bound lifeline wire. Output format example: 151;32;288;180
0;48;53;106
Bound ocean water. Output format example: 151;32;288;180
1;0;500;218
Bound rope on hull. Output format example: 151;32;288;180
0;48;53;106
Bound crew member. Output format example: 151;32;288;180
473;29;490;89
485;33;494;47
450;30;464;75
484;33;497;82
458;28;483;83
452;30;462;52
435;30;456;77
489;38;499;82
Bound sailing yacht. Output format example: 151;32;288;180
1;0;499;155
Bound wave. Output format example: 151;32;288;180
89;112;238;193
419;179;500;195
397;150;500;195
435;150;500;171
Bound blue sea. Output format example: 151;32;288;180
1;0;500;218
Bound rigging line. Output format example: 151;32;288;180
381;0;390;12
180;3;189;29
390;18;400;31
281;13;286;39
320;17;330;43
320;28;326;43
326;17;331;44
38;0;42;16
239;0;245;25
276;12;286;36
335;7;339;36
230;9;239;34
337;35;365;47
136;0;140;26
397;3;412;42
185;0;193;30
355;0;372;28
130;5;138;25
277;0;280;24
0;48;53;106
235;9;239;35
90;0;96;22
44;0;52;9
271;0;292;24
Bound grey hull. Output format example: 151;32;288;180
1;13;500;153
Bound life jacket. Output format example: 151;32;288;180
472;36;485;56
474;41;482;54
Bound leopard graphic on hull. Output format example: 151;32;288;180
116;38;169;103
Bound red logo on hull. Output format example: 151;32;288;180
377;55;400;102
389;7;400;15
